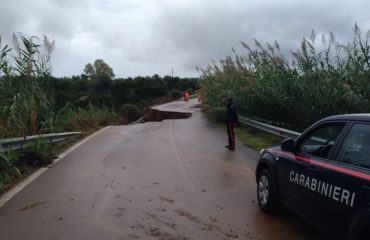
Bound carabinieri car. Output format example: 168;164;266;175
256;114;370;240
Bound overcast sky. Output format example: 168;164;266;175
1;0;370;78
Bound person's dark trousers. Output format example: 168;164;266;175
226;121;235;149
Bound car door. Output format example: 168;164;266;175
315;123;370;239
277;122;346;222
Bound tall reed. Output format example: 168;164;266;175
200;24;370;130
0;33;55;137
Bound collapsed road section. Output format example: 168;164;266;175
145;99;198;122
0;98;319;240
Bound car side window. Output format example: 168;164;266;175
336;123;370;169
298;124;345;159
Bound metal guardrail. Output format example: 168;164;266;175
128;115;147;126
239;116;301;139
0;132;81;152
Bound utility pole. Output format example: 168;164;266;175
171;68;173;78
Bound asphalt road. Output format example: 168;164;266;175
0;100;320;240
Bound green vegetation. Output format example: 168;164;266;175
233;125;281;151
119;104;141;124
0;33;57;192
170;89;183;99
214;123;280;151
0;33;199;193
206;107;280;151
52;74;199;111
21;138;54;165
202;105;225;123
200;24;370;131
54;103;116;131
0;150;21;192
0;34;55;137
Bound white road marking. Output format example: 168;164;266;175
0;126;111;209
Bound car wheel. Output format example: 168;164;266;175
257;169;277;213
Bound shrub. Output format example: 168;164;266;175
120;104;141;123
21;139;54;165
0;150;21;192
0;150;21;177
170;89;182;99
202;105;224;123
53;103;116;131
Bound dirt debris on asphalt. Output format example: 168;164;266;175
0;99;321;240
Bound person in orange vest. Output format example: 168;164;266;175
224;97;238;150
184;91;190;102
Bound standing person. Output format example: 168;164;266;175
185;91;190;102
224;97;238;150
197;93;202;103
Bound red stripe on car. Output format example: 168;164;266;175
267;149;370;181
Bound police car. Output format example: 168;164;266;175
256;114;370;240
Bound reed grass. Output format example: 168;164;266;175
199;24;370;131
54;103;116;132
0;33;55;137
0;34;117;191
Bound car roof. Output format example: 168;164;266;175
321;114;370;122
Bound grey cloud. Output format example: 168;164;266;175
150;0;369;73
1;0;370;77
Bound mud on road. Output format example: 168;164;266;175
0;100;321;240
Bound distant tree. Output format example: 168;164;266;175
83;63;95;78
83;59;115;80
73;78;89;92
51;73;198;111
93;74;112;92
133;77;168;99
152;74;160;81
83;59;115;94
163;75;180;90
170;89;182;99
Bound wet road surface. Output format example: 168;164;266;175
0;100;321;239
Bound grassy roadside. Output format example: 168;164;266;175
215;122;281;152
0;127;102;196
0;94;183;195
202;104;281;152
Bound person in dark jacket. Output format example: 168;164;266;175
224;97;238;150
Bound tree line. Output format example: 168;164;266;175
53;71;199;111
0;35;199;138
0;33;199;192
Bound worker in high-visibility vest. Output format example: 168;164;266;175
224;97;238;150
184;91;190;102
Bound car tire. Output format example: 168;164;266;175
257;169;277;213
